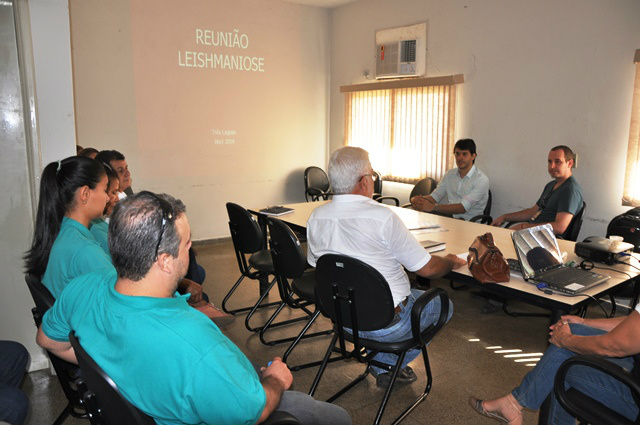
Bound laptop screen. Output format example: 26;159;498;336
511;224;564;280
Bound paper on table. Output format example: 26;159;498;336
411;228;448;234
407;221;440;230
457;252;468;261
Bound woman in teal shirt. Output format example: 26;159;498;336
24;156;112;298
90;163;120;256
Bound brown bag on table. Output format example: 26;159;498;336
467;232;510;284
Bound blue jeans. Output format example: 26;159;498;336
352;288;454;375
512;324;639;425
0;341;29;425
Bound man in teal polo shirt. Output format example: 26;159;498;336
37;192;350;425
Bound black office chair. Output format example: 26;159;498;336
222;203;280;332
25;274;88;425
469;190;493;224
559;201;586;242
259;218;333;368
605;212;640;316
304;166;333;202
373;171;400;206
309;254;450;425
68;331;155;425
553;355;640;425
401;177;438;208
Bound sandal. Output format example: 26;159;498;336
468;396;510;424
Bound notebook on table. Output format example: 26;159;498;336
511;224;609;294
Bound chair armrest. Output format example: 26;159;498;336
554;355;640;425
469;214;493;225
374;196;400;206
410;288;450;346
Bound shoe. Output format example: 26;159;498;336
375;366;417;388
468;397;510;424
481;299;504;314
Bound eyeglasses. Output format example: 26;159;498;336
359;173;378;182
149;193;174;260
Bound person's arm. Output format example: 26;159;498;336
550;311;640;357
415;254;466;279
36;326;77;364
491;205;539;227
561;314;626;332
257;358;293;423
509;212;574;235
412;195;466;215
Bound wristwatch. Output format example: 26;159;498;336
434;204;440;212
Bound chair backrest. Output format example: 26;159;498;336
484;190;492;217
409;177;437;199
304;167;331;201
69;331;156;425
561;201;586;242
25;274;55;325
315;254;395;332
373;171;383;196
267;217;307;280
226;202;264;254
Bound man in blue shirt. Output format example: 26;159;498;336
492;145;583;236
37;192;350;425
411;139;490;221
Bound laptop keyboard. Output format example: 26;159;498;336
539;266;603;286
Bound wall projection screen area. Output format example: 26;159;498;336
129;0;325;182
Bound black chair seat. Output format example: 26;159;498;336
342;328;420;353
249;250;275;272
291;271;316;301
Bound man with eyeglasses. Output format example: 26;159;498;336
491;145;583;236
410;138;490;221
306;146;466;388
36;192;351;425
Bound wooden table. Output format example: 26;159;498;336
251;201;640;324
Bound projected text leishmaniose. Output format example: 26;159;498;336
178;51;264;72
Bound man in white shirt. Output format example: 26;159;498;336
411;139;490;221
306;146;465;388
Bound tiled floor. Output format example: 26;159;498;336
22;238;613;425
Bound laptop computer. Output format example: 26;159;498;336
511;224;610;294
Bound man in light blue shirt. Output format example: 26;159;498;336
411;139;490;221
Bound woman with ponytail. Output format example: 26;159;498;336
24;156;112;298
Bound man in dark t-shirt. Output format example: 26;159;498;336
492;145;583;236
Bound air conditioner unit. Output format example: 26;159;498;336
375;23;426;79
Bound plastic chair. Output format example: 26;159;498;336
554;355;640;425
25;274;88;425
372;171;400;206
222;203;280;332
260;217;333;369
304;166;333;202
309;254;450;425
401;177;438;208
68;331;155;425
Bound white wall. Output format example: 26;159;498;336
69;0;331;240
330;0;640;239
0;0;76;371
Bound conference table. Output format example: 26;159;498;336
250;201;640;325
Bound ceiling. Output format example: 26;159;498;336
281;0;358;8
